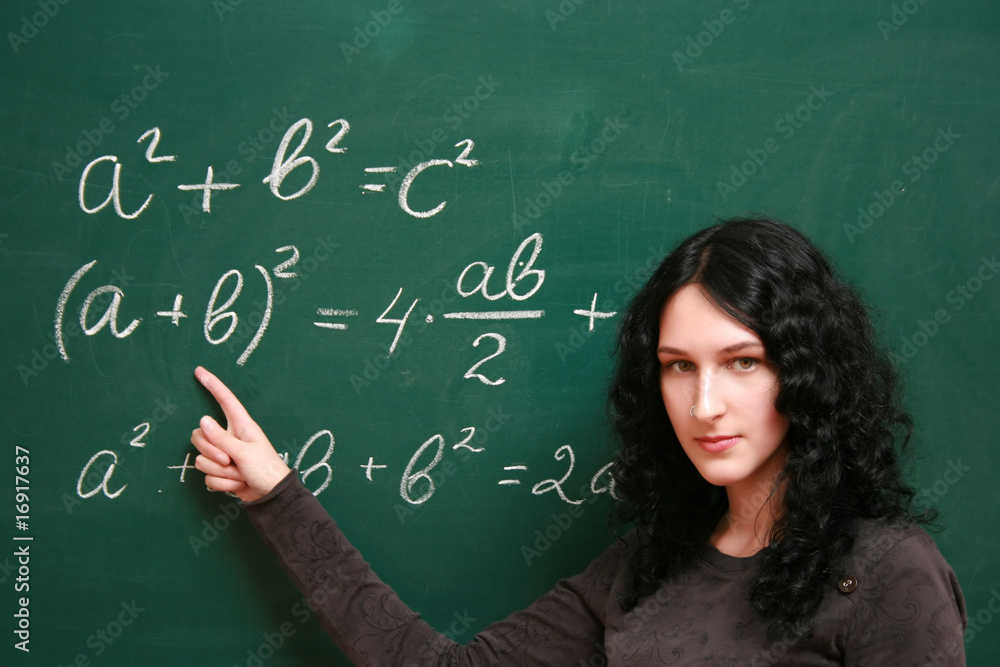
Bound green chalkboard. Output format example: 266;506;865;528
2;1;998;664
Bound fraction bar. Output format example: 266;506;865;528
442;310;545;320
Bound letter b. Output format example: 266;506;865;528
874;188;895;209
200;520;219;541
39;0;60;17
83;128;105;148
747;147;768;167
542;179;562;199
703;17;724;36
728;164;747;188
533;529;551;551
415;136;436;156
891;3;909;25
684;36;703;58
220;501;240;521
918;318;939;338
20;16;39;39
352;26;371;48
265;630;285;650
371;8;392;26
245;649;263;667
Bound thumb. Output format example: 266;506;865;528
200;415;251;464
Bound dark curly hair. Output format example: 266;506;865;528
608;217;927;637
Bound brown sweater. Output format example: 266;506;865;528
244;471;967;666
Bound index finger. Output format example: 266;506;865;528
194;366;255;431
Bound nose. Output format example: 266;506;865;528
690;370;724;421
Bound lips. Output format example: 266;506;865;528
695;435;740;453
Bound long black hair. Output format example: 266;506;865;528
608;217;926;636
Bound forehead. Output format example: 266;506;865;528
657;284;763;350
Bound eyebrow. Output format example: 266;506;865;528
657;341;765;356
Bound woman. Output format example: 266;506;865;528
191;217;967;665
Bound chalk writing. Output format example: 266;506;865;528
77;124;479;219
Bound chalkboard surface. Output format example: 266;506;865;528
2;1;998;664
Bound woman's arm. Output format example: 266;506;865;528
844;525;967;665
189;367;618;666
245;471;618;666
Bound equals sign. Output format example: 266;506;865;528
499;464;528;485
314;308;358;330
360;167;396;193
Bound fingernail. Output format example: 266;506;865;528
200;416;214;432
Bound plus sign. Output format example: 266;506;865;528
177;166;240;213
155;293;188;326
573;293;617;332
360;456;388;481
168;452;198;483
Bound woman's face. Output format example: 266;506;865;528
657;284;790;495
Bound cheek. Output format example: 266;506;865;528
659;379;688;417
746;397;789;443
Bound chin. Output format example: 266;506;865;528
690;464;748;489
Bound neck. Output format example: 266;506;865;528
710;479;785;558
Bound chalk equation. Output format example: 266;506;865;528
57;232;620;512
54;233;616;375
76;123;479;219
73;422;619;509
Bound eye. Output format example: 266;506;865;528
664;360;694;373
733;357;757;371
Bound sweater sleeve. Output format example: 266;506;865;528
242;470;621;666
843;525;967;666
